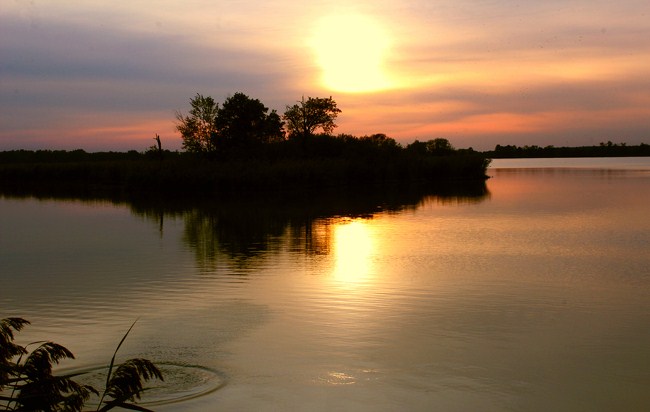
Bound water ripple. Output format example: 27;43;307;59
66;363;226;406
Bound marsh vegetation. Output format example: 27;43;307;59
0;93;490;195
0;139;489;196
1;318;162;412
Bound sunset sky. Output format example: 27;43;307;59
1;0;649;151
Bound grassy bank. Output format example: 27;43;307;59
0;144;490;195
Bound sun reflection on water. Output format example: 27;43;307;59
331;219;375;286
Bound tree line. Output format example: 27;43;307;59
171;91;477;161
0;92;490;194
174;93;341;156
486;142;650;158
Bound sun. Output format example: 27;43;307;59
310;14;394;93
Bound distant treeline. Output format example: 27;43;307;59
0;135;489;195
484;141;650;158
0;149;143;163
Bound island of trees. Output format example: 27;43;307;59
4;91;647;197
0;93;490;196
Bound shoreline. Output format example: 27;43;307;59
0;152;490;197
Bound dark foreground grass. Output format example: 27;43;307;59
1;317;162;412
0;150;490;195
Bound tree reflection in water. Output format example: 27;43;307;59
137;183;489;273
0;181;489;273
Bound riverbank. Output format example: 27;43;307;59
0;149;490;195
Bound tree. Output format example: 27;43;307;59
425;138;455;155
406;138;455;156
283;96;341;139
215;92;284;147
360;133;400;150
405;140;427;155
261;111;285;144
175;94;219;153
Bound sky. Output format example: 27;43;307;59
1;0;649;151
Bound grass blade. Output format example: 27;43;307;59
97;319;138;411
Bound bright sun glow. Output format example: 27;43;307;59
310;14;394;93
332;220;375;285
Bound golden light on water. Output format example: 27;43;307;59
331;219;375;285
310;14;395;93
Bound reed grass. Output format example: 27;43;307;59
0;150;490;195
0;317;162;412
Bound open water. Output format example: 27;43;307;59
1;157;649;411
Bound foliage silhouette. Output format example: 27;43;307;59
176;92;284;156
0;92;493;193
283;96;341;139
215;92;284;151
406;138;455;156
0;317;163;412
486;142;650;158
175;94;219;153
0;90;493;193
0;144;490;196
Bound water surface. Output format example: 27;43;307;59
1;157;649;411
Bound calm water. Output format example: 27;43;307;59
1;157;649;411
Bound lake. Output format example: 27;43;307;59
1;157;649;411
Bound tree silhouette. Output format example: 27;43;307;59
215;92;284;147
283;96;341;139
406;138;455;156
426;138;455;155
175;94;219;153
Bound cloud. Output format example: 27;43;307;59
0;11;302;149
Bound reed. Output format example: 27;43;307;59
0;152;490;196
0;317;162;412
0;137;490;196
